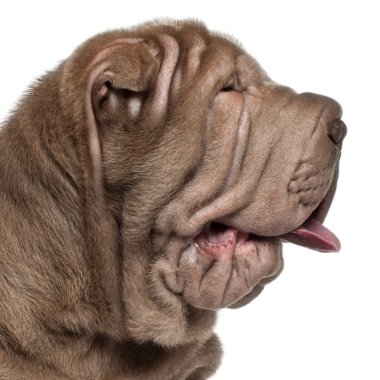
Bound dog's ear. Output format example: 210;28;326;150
90;41;160;126
59;39;161;334
80;39;160;194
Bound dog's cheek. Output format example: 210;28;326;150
146;243;219;346
179;258;234;310
148;237;189;310
149;255;186;311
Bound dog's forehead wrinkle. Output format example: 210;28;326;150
171;67;182;97
169;35;207;98
149;34;179;121
183;37;206;80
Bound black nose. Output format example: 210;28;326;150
327;119;347;145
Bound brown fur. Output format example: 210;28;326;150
0;20;345;379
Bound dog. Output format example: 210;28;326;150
0;20;346;379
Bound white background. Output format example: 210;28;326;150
1;1;379;379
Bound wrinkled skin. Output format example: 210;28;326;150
0;20;345;379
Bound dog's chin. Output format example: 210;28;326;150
192;223;283;308
175;231;283;310
178;199;339;310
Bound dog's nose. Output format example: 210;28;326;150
327;119;347;144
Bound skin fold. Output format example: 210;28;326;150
0;20;345;379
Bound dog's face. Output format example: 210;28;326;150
63;20;345;318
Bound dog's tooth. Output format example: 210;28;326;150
228;237;233;244
223;242;228;248
204;240;209;246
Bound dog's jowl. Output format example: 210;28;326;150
0;20;346;379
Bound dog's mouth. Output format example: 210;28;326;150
194;216;339;260
193;187;341;261
193;164;342;259
194;221;253;260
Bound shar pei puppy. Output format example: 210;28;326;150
0;20;346;379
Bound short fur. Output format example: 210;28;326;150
0;20;345;379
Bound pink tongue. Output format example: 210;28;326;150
282;218;341;252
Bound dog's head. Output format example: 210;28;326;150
61;20;345;327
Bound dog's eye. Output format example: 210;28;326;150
221;75;236;92
221;74;244;92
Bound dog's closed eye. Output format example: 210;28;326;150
221;74;244;92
